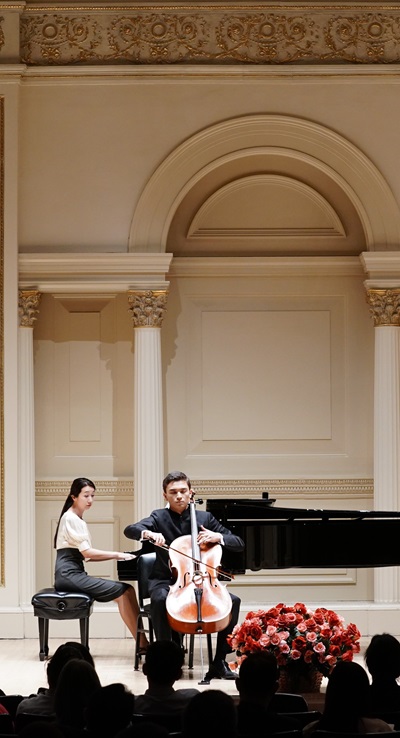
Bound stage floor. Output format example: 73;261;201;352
0;637;370;705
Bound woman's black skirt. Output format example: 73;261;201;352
55;548;129;602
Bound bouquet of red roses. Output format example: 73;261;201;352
227;602;361;676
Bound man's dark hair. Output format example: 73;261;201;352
162;471;191;493
143;640;184;685
365;632;400;679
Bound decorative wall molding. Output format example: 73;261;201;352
35;479;135;499
35;477;374;499
18;253;173;293
194;478;374;499
18;4;400;66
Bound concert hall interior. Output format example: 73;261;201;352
1;0;400;674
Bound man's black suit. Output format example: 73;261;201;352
124;506;244;660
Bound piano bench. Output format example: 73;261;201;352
31;588;94;661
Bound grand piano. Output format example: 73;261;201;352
117;493;400;581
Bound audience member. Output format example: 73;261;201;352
365;633;400;713
134;640;199;715
182;689;238;738
303;661;393;735
235;651;301;736
54;658;101;737
85;682;134;737
16;642;94;720
116;723;169;738
18;721;64;738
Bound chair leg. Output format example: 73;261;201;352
79;616;90;650
188;633;213;669
189;634;194;669
206;633;213;667
38;617;49;662
134;615;143;670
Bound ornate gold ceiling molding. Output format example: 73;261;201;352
18;4;400;65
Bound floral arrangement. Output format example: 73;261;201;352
227;602;361;677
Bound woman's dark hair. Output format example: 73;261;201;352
53;477;96;548
54;658;101;730
46;642;94;690
318;661;370;733
365;632;400;679
182;690;237;738
85;683;135;736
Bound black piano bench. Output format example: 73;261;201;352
31;588;94;661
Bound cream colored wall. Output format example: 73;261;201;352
0;76;25;633
12;64;398;636
31;260;375;624
162;266;374;481
34;293;134;478
18;69;400;253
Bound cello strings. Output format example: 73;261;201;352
148;541;235;581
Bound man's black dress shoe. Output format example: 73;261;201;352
201;658;237;683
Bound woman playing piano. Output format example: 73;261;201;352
54;477;148;655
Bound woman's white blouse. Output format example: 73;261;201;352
56;508;92;553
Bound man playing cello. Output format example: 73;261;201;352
124;470;245;681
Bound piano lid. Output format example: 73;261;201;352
206;497;400;522
206;497;400;571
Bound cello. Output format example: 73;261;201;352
165;496;232;635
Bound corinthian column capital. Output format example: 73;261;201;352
127;289;168;328
366;288;400;327
18;290;42;327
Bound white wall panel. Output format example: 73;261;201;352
34;294;134;477
163;272;373;479
201;308;331;440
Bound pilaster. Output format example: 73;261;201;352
128;289;168;522
362;252;400;604
18;289;41;607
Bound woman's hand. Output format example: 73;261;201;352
116;552;136;561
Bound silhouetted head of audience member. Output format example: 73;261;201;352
85;683;135;737
236;651;279;704
54;658;101;730
142;640;184;687
182;689;238;738
319;660;370;732
365;633;400;681
46;642;94;691
63;641;95;666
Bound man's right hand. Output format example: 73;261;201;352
144;531;166;547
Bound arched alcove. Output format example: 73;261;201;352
129;115;400;254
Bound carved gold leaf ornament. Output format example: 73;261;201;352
18;290;42;328
21;14;103;63
18;7;400;64
216;13;314;62
0;18;4;52
127;289;168;328
366;289;400;327
325;14;400;62
108;14;208;60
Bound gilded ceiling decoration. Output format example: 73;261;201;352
15;4;400;65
